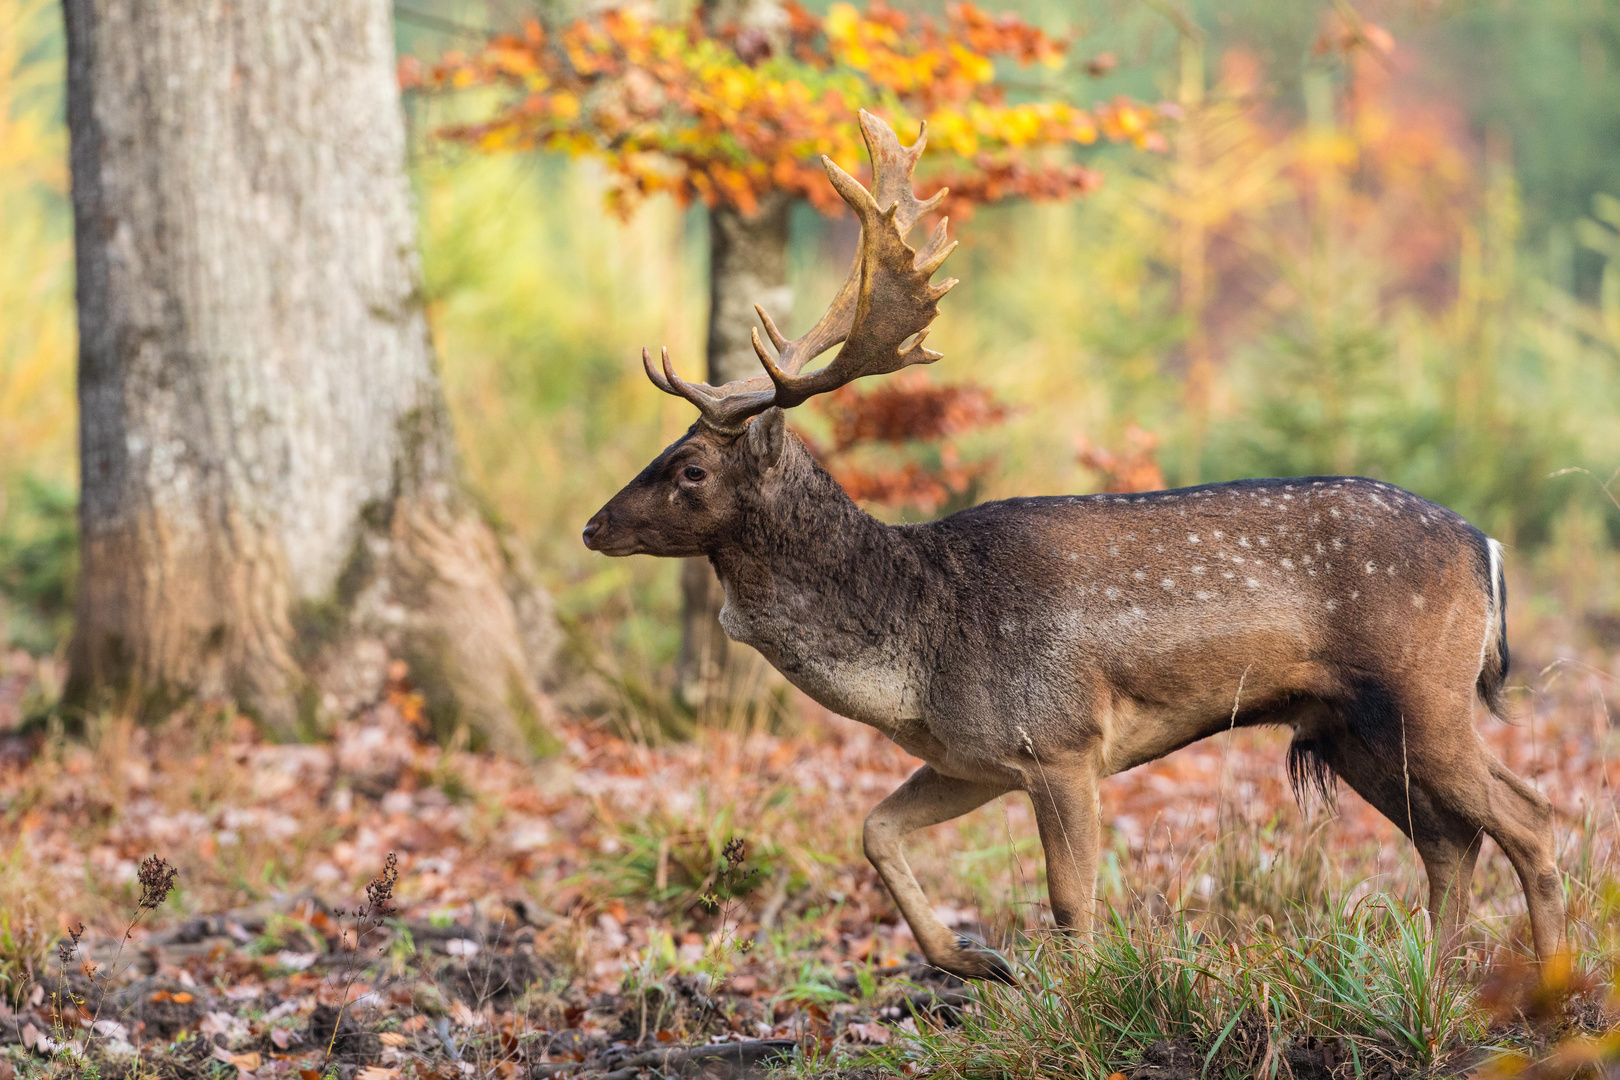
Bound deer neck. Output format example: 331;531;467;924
708;456;936;730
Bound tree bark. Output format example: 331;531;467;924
62;0;558;753
675;194;792;712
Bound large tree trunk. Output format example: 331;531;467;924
62;0;558;753
675;194;792;712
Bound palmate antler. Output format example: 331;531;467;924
643;110;959;434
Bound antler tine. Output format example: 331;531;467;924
754;110;947;381
753;112;958;408
861;110;945;239
641;346;780;434
637;111;957;435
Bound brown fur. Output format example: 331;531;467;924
585;418;1565;977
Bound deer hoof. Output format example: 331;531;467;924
942;935;1017;985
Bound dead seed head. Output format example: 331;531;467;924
138;855;178;910
56;922;83;965
366;852;399;919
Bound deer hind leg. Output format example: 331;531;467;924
862;765;1016;983
1472;756;1564;961
1411;751;1562;961
1327;715;1563;961
1321;734;1485;962
1390;716;1563;961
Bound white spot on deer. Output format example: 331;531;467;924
1332;537;1344;551
1133;570;1147;581
1350;590;1360;600
1155;545;1165;553
1261;498;1273;506
1412;594;1425;609
1067;552;1078;561
1365;561;1377;574
1222;571;1235;579
1329;506;1342;518
1109;546;1119;556
1282;493;1294;500
1315;542;1325;555
1238;536;1251;548
1188;533;1200;543
1191;564;1207;575
1258;537;1270;547
1196;590;1212;600
1326;599;1339;612
1281;558;1294;570
1130;605;1146;617
1213;530;1224;539
1106;587;1120;600
1387;564;1397;576
1232;556;1245;565
1245;578;1260;588
1162;579;1175;589
1302;554;1314;565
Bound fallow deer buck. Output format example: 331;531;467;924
583;111;1564;979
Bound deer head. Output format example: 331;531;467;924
582;110;958;558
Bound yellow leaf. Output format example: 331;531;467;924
825;3;859;42
550;91;580;121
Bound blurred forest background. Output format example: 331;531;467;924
1;3;1619;1074
2;0;1619;712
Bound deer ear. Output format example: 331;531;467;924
746;408;786;468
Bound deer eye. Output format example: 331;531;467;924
681;465;707;483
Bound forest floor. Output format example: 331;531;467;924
1;615;1618;1080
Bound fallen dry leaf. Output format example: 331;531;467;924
846;1021;891;1045
230;1052;263;1071
378;1032;408;1047
356;1067;401;1080
270;1028;291;1050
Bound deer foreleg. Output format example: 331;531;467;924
1028;757;1101;933
863;765;1016;983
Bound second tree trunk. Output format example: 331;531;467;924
676;194;792;712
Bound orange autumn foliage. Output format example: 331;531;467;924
1074;425;1166;494
412;2;1163;220
799;373;1008;515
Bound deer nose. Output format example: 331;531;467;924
582;514;605;550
